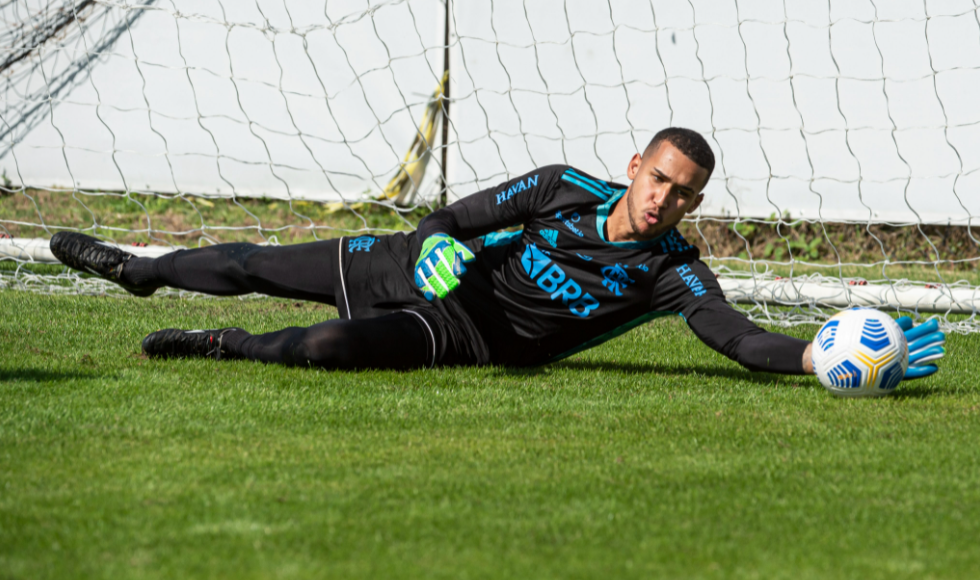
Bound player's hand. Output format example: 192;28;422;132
896;316;946;380
414;234;476;301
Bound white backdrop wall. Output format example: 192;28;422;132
3;0;980;224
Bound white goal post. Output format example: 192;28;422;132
2;0;980;328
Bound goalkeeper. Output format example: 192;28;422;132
49;128;944;378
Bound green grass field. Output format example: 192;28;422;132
2;291;979;579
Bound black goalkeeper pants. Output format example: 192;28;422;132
123;240;433;370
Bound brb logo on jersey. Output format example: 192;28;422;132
496;174;539;205
521;244;600;317
675;263;706;296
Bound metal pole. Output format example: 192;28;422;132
440;0;451;207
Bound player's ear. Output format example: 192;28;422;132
686;192;704;214
626;153;642;180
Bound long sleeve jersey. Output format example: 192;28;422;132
417;164;809;372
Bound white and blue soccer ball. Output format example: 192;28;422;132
812;308;909;397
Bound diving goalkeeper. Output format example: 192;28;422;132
49;128;944;378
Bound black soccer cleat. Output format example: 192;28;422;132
49;232;159;297
142;328;243;360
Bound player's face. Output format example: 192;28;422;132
624;141;708;240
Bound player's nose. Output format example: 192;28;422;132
651;184;670;208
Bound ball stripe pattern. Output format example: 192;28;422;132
817;320;839;352
828;359;863;389
859;319;891;351
880;363;904;390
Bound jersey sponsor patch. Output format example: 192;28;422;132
576;253;593;261
600;263;635;296
348;236;376;252
539;229;559;248
675;263;706;296
555;210;584;237
521;243;600;317
495;174;539;205
522;242;553;278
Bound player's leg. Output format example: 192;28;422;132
141;311;433;370
50;232;338;304
123;240;338;304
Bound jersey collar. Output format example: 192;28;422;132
595;189;669;249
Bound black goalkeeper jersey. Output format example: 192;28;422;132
416;164;808;369
335;164;808;370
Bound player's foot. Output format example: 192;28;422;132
142;328;243;360
49;232;159;297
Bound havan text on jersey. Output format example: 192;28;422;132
496;174;540;205
521;243;600;317
675;263;706;296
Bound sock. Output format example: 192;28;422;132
121;257;159;287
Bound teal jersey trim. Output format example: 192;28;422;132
595;190;668;249
560;168;623;201
566;168;623;198
545;310;677;364
481;229;524;247
561;173;609;201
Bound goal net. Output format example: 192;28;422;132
2;0;980;330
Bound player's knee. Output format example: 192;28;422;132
286;325;353;369
237;246;272;278
201;243;256;282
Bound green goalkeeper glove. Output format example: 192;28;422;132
414;234;476;300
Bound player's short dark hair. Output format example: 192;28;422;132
644;127;715;180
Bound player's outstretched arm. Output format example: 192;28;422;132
684;301;813;374
654;259;812;374
414;233;475;301
660;261;947;379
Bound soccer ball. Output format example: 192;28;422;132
812;308;908;397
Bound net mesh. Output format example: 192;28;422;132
2;0;980;331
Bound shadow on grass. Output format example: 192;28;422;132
502;360;809;387
889;383;947;400
0;367;102;383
